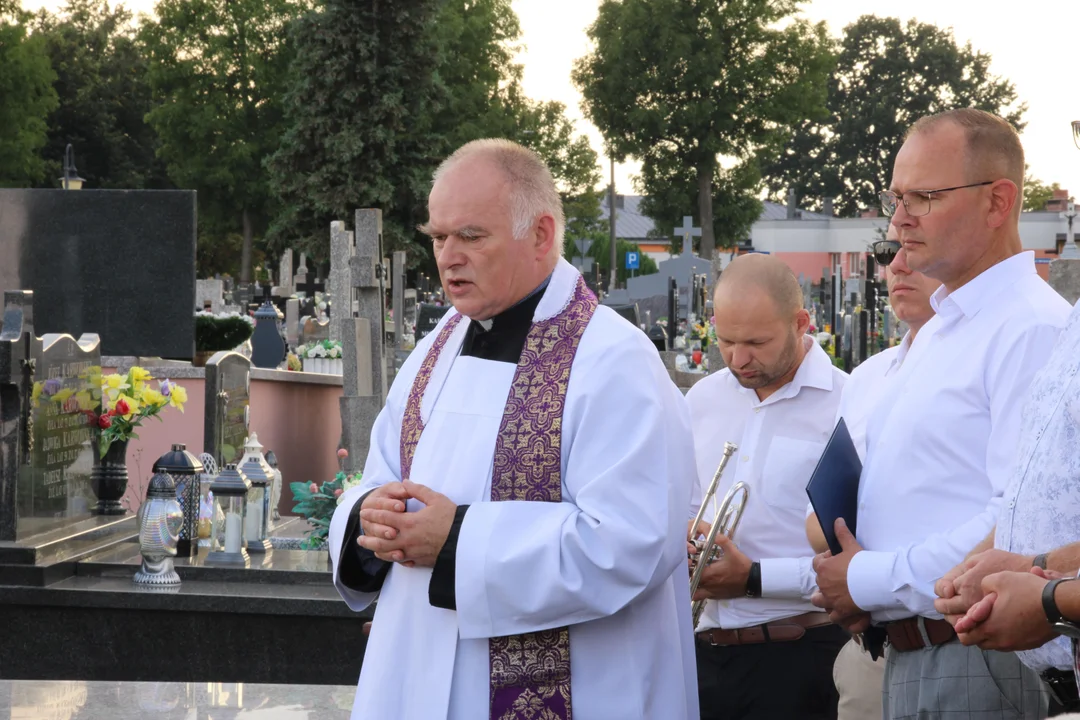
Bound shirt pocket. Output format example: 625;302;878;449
760;437;827;512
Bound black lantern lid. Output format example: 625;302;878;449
210;464;251;496
145;471;177;499
153;443;205;475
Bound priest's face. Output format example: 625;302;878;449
425;155;556;321
712;286;807;393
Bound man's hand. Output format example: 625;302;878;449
687;520;711;558
359;482;409;545
811;518;864;623
934;549;1033;625
690;533;752;601
954;568;1056;651
357;480;457;568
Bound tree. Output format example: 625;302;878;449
141;0;301;282
638;153;763;249
31;0;167;190
1024;174;1064;212
577;223;659;287
0;2;58;187
267;0;446;264
574;0;832;261
762;15;1025;217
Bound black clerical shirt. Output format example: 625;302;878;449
336;278;550;610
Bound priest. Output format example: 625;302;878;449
328;138;699;720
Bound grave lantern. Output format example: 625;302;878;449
207;464;250;567
152;443;204;558
238;433;273;555
133;470;183;586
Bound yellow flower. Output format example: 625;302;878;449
110;393;140;419
103;373;130;401
140;388;166;409
75;390;94;411
52;388;75;404
168;384;187;412
129;366;152;391
31;381;43;406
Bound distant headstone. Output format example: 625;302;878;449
1049;258;1080;306
275;250;295;298
204;353;251;469
195;279;225;313
285;298;300;349
0;189;196;359
416;304;451;340
300;316;330;346
0;291;102;541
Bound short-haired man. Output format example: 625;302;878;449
329;140;699;719
688;252;848;719
812;109;1071;718
807;230;942;720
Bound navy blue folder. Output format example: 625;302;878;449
805;417;863;556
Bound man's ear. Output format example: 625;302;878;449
986;179;1019;229
533;214;556;261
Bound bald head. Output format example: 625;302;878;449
714;253;803;318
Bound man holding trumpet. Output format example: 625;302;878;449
686;253;848;719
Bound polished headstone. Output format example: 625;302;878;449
203;353;250;468
415;303;450;341
0;189;196;359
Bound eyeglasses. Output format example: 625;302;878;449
871;240;901;266
879;181;994;218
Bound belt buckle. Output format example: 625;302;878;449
1041;670;1075;707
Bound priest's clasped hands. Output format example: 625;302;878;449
356;480;457;568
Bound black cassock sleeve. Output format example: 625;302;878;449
337;490;392;593
428;504;471;610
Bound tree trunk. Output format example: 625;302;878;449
240;207;253;284
697;161;715;260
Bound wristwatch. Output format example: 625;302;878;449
1033;553;1049;570
1041;578;1080;639
745;561;762;598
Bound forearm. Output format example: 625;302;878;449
1057;580;1080;623
967;529;995;559
806;514;828;555
1044;541;1080;575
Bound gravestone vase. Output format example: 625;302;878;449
91;439;129;515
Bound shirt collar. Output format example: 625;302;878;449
929;251;1036;322
475;273;552;333
730;334;837;406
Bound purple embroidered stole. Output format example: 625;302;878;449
399;277;598;720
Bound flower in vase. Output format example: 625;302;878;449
159;379;173;397
130;366;152;390
98;414;112;429
103;373;131;401
167;384;187;412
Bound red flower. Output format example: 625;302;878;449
98;414;112;429
337;448;348;459
309;483;319;494
114;399;130;416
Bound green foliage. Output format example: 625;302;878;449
0;3;58;186
31;0;168;190
290;471;362;550
574;0;832;259
1024;174;1065;212
762;15;1026;217
141;0;302;282
195;314;255;352
573;224;660;286
266;0;447;264
639;155;763;249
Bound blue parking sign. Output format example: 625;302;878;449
626;251;640;270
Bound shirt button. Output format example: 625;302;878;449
1009;500;1016;508
742;456;750;462
754;408;761;413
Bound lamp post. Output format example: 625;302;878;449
1072;120;1080;151
58;144;85;190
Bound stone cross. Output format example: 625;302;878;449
673;216;702;256
329;224;355;343
276;249;294;297
392;251;406;350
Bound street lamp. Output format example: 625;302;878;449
58;144;85;190
1072;121;1080;151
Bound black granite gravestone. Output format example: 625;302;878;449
203;353;250;468
251;293;286;369
0;190;196;359
416;304;451;340
0;291;102;542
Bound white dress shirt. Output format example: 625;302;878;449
996;300;1080;672
836;334;910;462
848;252;1071;623
687;335;847;630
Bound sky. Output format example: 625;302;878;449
24;0;1080;207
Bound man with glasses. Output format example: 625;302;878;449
806;228;941;720
812;108;1070;719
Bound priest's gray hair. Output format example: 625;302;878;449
434;139;565;256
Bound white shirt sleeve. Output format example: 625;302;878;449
760;557;819;600
848;322;1062;615
454;339;695;640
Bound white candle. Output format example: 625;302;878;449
245;502;263;542
225;512;242;554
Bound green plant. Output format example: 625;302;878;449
195;312;254;352
290;470;363;549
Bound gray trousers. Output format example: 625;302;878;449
882;640;1049;719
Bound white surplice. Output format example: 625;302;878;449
329;259;700;720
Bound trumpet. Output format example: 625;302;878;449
688;441;749;630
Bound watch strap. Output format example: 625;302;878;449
746;561;762;598
1033;553;1049;570
1042;578;1070;624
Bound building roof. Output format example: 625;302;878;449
599;195;830;243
